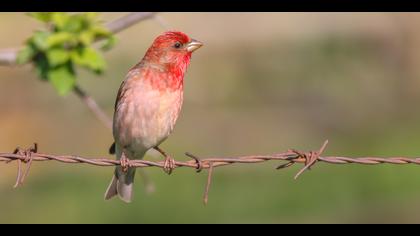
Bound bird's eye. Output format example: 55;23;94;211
174;42;182;49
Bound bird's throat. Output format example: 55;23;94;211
140;65;185;92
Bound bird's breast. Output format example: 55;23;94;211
113;82;184;153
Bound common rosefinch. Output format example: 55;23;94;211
104;31;203;203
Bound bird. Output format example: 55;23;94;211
104;31;203;203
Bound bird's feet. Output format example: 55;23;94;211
163;155;176;175
120;154;130;172
154;146;176;175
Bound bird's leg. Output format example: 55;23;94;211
154;146;175;174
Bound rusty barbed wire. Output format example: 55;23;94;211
3;140;420;204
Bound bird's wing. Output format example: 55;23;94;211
114;79;128;111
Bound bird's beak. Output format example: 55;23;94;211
186;39;203;52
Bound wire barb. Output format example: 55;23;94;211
185;152;203;173
293;140;329;179
11;143;38;188
203;162;214;205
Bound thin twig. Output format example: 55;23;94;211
106;12;157;34
152;14;170;30
0;12;154;130
73;85;112;129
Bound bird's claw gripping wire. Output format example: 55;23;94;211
153;146;176;174
120;154;131;173
163;155;176;175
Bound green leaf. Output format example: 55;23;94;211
71;47;106;72
92;26;112;38
84;12;99;22
63;15;86;33
51;12;69;30
16;45;36;64
22;12;115;89
46;48;70;67
78;31;94;45
31;31;50;50
100;36;117;51
48;65;76;95
34;55;49;80
46;32;75;48
28;12;53;22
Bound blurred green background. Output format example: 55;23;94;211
2;12;420;223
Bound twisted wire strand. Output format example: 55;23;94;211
3;141;420;169
3;140;420;204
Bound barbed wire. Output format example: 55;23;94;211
3;140;420;204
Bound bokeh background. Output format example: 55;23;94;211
2;12;420;223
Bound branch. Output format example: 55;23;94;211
0;12;157;66
0;12;158;126
73;85;112;129
106;12;157;34
4;140;420;204
0;12;156;129
0;48;18;65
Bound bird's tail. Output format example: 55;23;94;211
105;166;136;203
105;142;144;203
